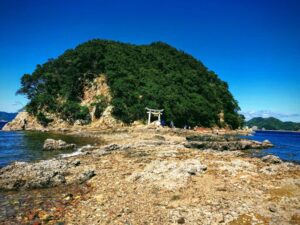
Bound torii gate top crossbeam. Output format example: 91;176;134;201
145;107;164;112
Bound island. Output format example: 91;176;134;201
1;40;299;225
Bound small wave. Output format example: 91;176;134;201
59;145;93;158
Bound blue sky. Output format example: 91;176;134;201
0;0;299;121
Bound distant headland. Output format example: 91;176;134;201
0;111;17;129
246;117;300;131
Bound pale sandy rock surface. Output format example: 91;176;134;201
0;127;299;224
56;128;299;225
0;158;95;190
127;159;207;190
2;112;43;131
43;138;76;151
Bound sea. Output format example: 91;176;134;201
0;122;6;130
242;130;300;164
0;130;104;223
0;129;299;168
0;130;103;168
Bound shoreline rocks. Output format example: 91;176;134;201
128;159;207;190
2;112;44;131
0;128;299;225
184;135;273;151
261;155;282;164
0;158;95;191
43;139;76;151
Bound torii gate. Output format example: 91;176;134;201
145;107;164;125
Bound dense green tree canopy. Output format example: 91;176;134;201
18;39;244;128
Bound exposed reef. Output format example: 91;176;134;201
0;127;299;225
184;135;273;151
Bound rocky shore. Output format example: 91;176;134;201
0;127;299;225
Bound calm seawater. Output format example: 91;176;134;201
243;130;300;163
0;131;102;168
0;122;6;130
0;130;299;168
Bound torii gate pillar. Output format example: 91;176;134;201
147;111;151;125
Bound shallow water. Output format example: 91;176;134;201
0;131;101;224
0;183;92;224
0;131;103;168
243;130;300;163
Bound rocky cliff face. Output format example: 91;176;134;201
81;75;123;128
2;112;43;131
4;75;122;131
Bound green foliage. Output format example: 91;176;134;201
224;113;245;129
59;102;90;124
36;112;53;127
17;39;244;128
246;117;300;131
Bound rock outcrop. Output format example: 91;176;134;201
82;75;111;115
43;139;76;151
184;135;273;151
261;155;282;164
128;159;207;190
0;159;95;190
0;128;299;225
2;112;44;131
4;75;123;131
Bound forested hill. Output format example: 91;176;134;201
17;39;244;128
247;117;300;131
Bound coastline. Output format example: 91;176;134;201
0;127;299;224
255;129;300;133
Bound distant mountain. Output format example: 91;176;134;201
247;117;300;131
0;111;17;122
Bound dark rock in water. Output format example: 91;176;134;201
262;140;274;148
261;155;282;164
43;139;76;151
0;159;94;190
185;135;274;151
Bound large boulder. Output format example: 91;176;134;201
261;155;282;164
262;140;274;148
0;159;95;190
184;135;274;151
2;112;44;131
0;159;68;190
43;139;76;151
